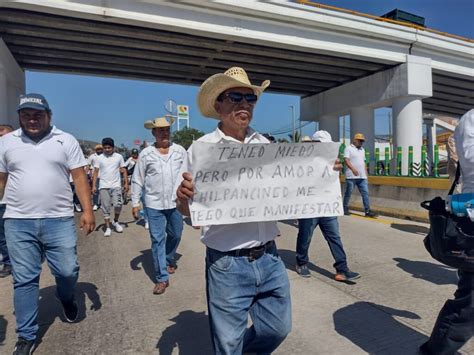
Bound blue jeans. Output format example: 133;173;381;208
92;178;100;206
141;193;148;224
296;217;348;272
146;207;183;283
0;204;10;266
206;244;292;355
5;217;79;341
343;178;371;213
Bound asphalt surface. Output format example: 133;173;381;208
0;205;472;354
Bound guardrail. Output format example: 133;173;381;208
339;144;444;178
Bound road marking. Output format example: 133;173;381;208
349;214;394;225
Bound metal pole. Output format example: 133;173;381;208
290;105;295;142
342;116;345;145
388;112;392;159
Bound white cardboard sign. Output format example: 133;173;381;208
189;142;343;226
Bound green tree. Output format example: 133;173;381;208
172;127;205;150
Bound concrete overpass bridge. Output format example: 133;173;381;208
0;0;472;173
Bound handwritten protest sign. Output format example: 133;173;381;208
189;142;343;226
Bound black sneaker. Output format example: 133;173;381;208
0;263;12;277
296;264;311;278
365;210;378;218
12;337;35;355
58;297;78;323
344;210;351;216
335;270;361;282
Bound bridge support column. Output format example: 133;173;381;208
350;107;374;167
318;115;339;142
393;97;423;175
0;39;25;127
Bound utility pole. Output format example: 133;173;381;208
342;116;346;145
290;105;295;142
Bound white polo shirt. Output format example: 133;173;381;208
454;109;474;194
132;143;186;210
0;127;87;218
94;152;125;189
344;144;367;179
175;125;280;252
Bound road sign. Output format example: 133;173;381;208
134;139;141;146
177;105;189;119
164;99;177;114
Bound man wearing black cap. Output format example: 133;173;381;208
92;137;128;237
0;93;95;355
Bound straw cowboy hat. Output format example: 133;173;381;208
144;116;175;129
353;133;366;141
197;67;270;119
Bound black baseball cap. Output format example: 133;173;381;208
17;93;50;112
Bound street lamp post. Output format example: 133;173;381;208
290;105;295;142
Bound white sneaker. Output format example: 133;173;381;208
75;204;82;212
112;221;123;233
145;221;149;230
104;227;112;237
93;205;99;211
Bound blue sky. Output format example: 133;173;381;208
25;0;473;147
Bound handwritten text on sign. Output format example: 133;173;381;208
190;142;343;226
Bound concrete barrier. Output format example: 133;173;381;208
341;176;450;222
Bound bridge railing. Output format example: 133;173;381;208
339;144;445;178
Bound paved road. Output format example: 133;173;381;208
0;206;472;354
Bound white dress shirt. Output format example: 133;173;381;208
176;125;280;252
132;143;186;210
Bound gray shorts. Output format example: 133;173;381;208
100;188;123;218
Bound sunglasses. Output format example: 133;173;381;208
220;92;258;105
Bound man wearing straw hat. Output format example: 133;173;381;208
176;67;291;354
343;133;377;218
131;117;186;295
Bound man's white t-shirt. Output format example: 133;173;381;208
344;144;367;179
88;152;101;176
95;152;125;189
0;127;87;218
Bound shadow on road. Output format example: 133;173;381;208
393;257;458;285
130;249;156;283
130;250;183;284
391;223;429;235
36;282;101;347
278;248;335;280
0;314;7;346
156;310;212;355
333;302;426;353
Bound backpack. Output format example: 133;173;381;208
421;165;474;272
